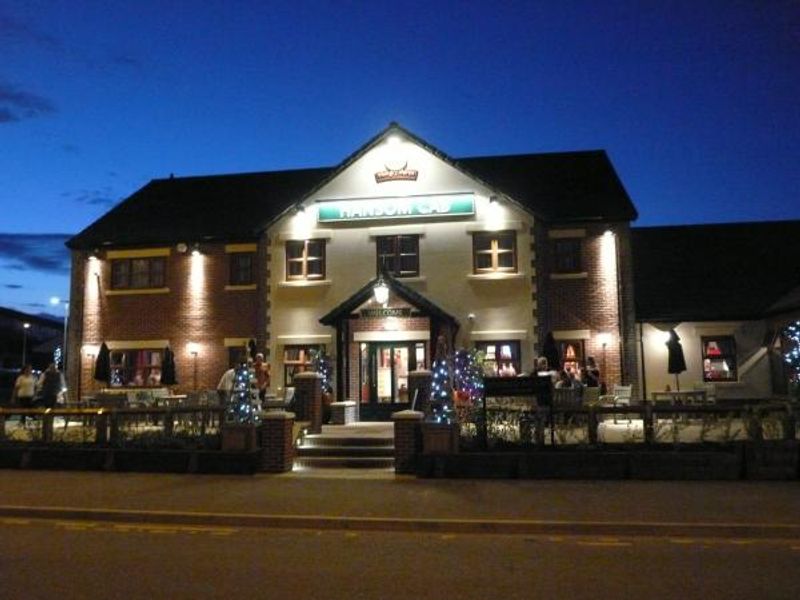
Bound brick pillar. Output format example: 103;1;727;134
261;411;295;473
408;370;432;415
392;410;424;474
293;372;322;434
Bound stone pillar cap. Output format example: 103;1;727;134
260;411;295;420
392;410;425;421
293;372;323;380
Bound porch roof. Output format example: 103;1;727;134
318;274;459;327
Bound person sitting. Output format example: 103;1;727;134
555;369;572;389
584;356;601;387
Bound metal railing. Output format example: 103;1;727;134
0;405;226;449
458;400;799;450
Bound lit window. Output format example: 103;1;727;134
109;349;162;386
229;252;255;285
110;257;166;289
283;344;325;386
475;340;521;377
473;231;517;274
702;336;737;382
376;235;419;277
286;240;325;280
553;238;582;273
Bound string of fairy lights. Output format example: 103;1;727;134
226;363;260;424
783;320;800;383
431;349;484;423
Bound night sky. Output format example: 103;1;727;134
1;1;798;317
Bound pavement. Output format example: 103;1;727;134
1;468;799;539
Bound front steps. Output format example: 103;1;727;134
294;423;395;470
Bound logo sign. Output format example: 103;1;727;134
375;162;418;183
317;194;475;223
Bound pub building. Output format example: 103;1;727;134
66;123;638;419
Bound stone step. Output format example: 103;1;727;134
301;435;394;448
294;456;395;470
296;445;395;457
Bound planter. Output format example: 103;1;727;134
745;441;799;480
221;423;258;452
628;445;743;480
113;449;193;473
421;421;460;455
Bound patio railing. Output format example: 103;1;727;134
0;406;226;449
458;400;799;450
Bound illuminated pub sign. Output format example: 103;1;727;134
317;193;475;223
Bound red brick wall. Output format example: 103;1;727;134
536;223;633;389
75;243;261;397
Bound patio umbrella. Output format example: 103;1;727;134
542;332;560;371
666;329;687;390
161;346;177;385
93;342;111;384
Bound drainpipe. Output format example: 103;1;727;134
638;321;648;401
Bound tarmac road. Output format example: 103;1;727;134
1;517;799;600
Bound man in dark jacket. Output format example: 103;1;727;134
38;363;64;408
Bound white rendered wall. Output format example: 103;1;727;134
267;135;536;392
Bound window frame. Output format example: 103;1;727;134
701;335;738;382
283;344;325;386
110;257;166;290
552;238;583;274
285;239;326;281
376;234;420;277
229;252;255;286
472;231;517;274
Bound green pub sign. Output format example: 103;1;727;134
317;193;475;223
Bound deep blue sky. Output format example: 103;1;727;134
1;0;798;316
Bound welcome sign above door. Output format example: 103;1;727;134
317;193;475;223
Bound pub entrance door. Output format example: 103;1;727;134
359;341;427;421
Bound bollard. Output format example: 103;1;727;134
42;410;54;443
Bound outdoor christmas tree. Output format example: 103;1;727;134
431;357;455;423
783;321;800;393
225;362;260;424
310;349;333;395
453;348;484;405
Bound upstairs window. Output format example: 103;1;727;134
376;235;419;277
553;238;582;273
111;257;166;289
229;252;255;286
473;231;517;274
475;340;521;377
286;240;325;281
702;336;737;382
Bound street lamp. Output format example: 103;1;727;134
50;296;69;374
21;322;31;366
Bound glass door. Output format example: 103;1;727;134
359;342;426;420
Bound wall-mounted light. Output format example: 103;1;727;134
88;249;99;261
191;243;201;257
596;332;613;347
295;204;306;215
603;229;615;238
489;196;498;205
373;276;389;305
186;342;200;356
386;134;401;146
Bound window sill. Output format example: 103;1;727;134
225;284;257;291
278;279;332;288
467;272;525;281
105;288;170;296
394;275;427;283
550;272;588;280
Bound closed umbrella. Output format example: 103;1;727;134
93;342;110;385
248;339;257;361
161;346;177;385
542;332;560;372
666;329;687;390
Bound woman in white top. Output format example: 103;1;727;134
12;364;36;424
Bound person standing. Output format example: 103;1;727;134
217;366;236;404
584;356;601;388
254;353;270;401
38;363;65;409
12;364;36;424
